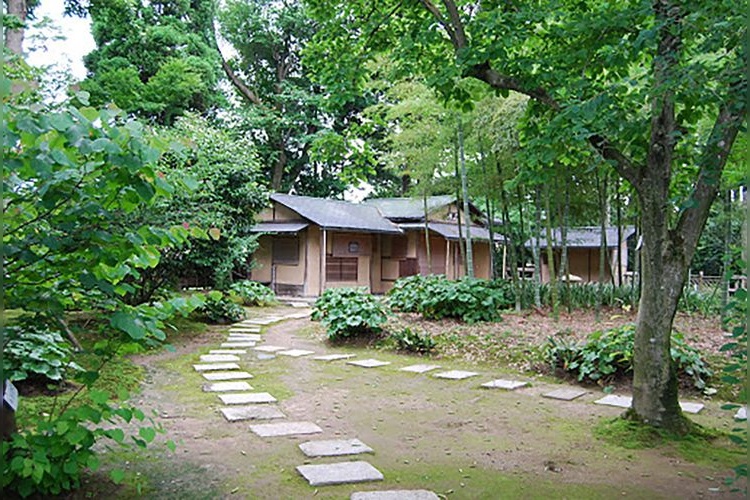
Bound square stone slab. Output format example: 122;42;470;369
229;326;261;331
199;354;240;363
594;395;631;408
433;370;479;380
256;353;276;360
299;438;374;458
210;349;247;355
227;334;261;341
314;354;356;361
543;388;588;401
347;359;391;368
221;342;257;348
735;406;747;420
277;349;315;357
203;381;253;392
249;421;323;437
219;392;277;405
679;402;704;414
254;345;287;352
220;405;286;422
351;490;440;500
296;461;384;487
193;363;239;372
202;371;253;381
481;379;529;390
400;364;441;374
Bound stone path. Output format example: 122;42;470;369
188;305;715;497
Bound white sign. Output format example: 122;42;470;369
4;380;19;412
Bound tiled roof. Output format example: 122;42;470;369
270;193;402;234
399;222;504;242
364;195;455;221
525;226;636;249
249;221;309;233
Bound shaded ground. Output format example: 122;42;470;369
80;307;743;499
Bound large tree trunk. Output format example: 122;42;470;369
5;0;27;56
629;191;688;431
457;118;474;277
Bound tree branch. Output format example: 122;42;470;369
418;0;459;47
220;56;263;106
674;99;744;261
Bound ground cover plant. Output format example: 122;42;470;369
312;287;388;341
388;275;511;323
542;324;712;389
230;280;277;307
195;291;246;324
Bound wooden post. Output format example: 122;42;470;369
320;229;327;295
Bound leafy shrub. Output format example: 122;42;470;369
389;275;510;323
390;327;436;354
3;324;83;383
519;281;638;310
2;388;167;497
197;291;246;323
543;324;712;389
230;280;277;306
312;288;388;341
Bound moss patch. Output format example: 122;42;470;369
593;417;744;468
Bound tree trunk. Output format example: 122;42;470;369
457;118;474;278
596;169;608;321
543;185;558;319
500;182;520;311
5;0;27;56
454;138;466;274
629;197;689;431
532;186;543;308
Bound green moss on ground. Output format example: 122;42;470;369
594;417;744;468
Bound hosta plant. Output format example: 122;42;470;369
312;288;388;341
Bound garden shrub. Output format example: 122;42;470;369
230;280;277;306
388;275;510;323
3;324;83;383
197;291;246;323
2;388;166;497
389;327;436;354
312;288;388;341
543;324;712;389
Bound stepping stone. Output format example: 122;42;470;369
193;363;239;372
299;438;374;458
594;395;631;408
296;461;384;487
286;312;311;319
347;359;391;368
220;405;285;422
219;392;277;405
351;490;440;500
400;364;441;374
203;381;253;392
221;342;257;348
481;379;529;390
199;354;240;363
210;349;247;355
433;370;479;380
277;349;315;357
227;334;261;341
735;407;747;420
543;388;588;401
679;402;704;414
314;354;356;361
229;326;261;331
289;302;310;308
257;353;276;360
250;421;323;437
202;371;253;381
254;345;287;352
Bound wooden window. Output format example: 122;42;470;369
399;258;418;277
272;236;299;265
391;236;408;259
326;257;358;281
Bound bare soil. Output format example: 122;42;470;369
77;308;744;499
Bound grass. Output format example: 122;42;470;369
593;417;745;469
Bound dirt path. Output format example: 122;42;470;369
100;310;744;499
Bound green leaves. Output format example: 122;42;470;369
312;288;388;340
